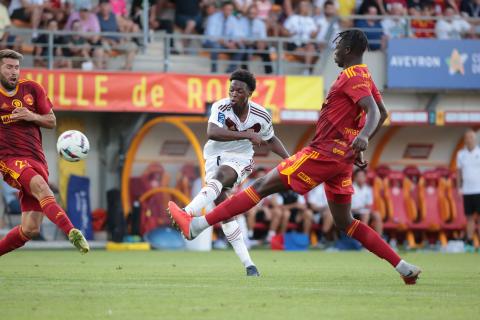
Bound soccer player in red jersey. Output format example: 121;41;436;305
168;29;422;284
0;49;89;256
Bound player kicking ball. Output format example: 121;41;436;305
172;69;289;276
0;49;89;256
169;30;422;284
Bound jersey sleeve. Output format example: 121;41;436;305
343;75;374;104
208;102;226;128
31;81;53;115
261;119;274;141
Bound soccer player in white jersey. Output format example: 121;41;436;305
181;69;289;276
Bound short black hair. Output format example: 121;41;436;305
334;29;369;56
229;69;256;92
324;0;335;7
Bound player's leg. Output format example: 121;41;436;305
218;192;258;276
169;168;288;239
327;192;421;284
0;211;42;256
463;195;475;251
18;170;89;254
184;163;237;216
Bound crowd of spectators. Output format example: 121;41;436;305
0;0;479;71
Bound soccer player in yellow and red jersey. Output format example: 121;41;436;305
168;29;422;284
0;49;89;256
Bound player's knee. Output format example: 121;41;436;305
333;216;353;232
22;225;41;239
30;176;52;199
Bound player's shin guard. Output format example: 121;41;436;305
0;226;30;256
205;186;261;226
222;220;254;268
185;179;223;216
347;219;401;267
39;196;74;235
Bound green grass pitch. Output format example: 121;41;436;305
1;250;479;320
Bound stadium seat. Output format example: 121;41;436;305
174;163;198;203
382;170;411;233
442;172;467;234
367;170;388;221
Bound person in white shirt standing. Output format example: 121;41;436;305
435;6;472;39
178;69;289;275
351;169;383;236
456;129;480;252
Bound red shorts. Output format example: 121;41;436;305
276;146;354;197
0;158;49;212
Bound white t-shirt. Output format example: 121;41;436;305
435;18;471;40
351;183;373;214
457;146;480;195
204;98;274;160
307;183;328;208
284;14;318;46
314;15;340;47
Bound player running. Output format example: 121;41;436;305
0;49;89;256
168;30;421;284
179;69;289;276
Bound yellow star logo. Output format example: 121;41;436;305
446;49;468;75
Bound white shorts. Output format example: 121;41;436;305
205;155;254;187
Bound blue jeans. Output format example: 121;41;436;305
203;40;245;73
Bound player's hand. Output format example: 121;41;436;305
351;134;369;153
10;107;38;122
247;131;263;146
354;152;368;169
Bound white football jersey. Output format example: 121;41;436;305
203;98;274;160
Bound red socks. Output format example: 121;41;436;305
40;196;74;235
347;219;401;267
0;226;30;256
205;186;261;225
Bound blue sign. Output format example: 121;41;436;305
67;175;93;240
387;39;480;89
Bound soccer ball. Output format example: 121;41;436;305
57;130;90;162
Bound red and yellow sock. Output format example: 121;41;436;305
40;196;75;235
347;219;401;267
0;226;30;256
205;186;261;225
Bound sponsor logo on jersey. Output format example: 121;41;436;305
297;172;317;188
218;112;225;124
12;99;23;108
332;147;345;156
341;178;352;187
1;114;18;124
344;128;360;136
24;94;34;105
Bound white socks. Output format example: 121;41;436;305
395;259;416;276
185;179;223;216
222;219;254;268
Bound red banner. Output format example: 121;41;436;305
23;69;290;114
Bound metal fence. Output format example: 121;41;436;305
1;14;479;75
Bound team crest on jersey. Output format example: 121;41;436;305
12;99;23;108
218;112;225;124
23;94;34;105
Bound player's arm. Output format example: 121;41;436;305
369;98;388;141
351;95;380;153
207;122;262;145
266;135;290;159
10;108;56;129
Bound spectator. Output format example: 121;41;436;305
382;3;409;39
256;0;273;20
97;0;138;70
33;19;71;68
283;0;318;75
203;1;244;73
410;1;436;38
8;0;46;38
149;0;175;51
234;0;253;14
0;2;11;49
355;5;385;51
456;129;480;253
306;184;335;246
64;19;93;69
436;5;472;39
279;190;313;236
315;0;340;48
338;0;357;16
64;4;104;69
174;0;203;52
357;0;386;15
383;0;408;12
238;4;273;73
460;0;480;35
110;0;141;38
351;169;383;236
1;180;21;214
